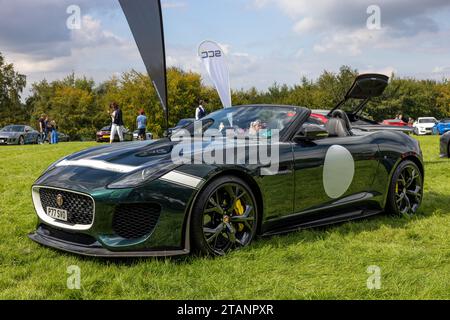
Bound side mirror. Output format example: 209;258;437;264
295;124;329;141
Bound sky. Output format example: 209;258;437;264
1;0;450;97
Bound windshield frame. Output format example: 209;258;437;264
176;105;308;142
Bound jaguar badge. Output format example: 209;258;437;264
56;194;64;207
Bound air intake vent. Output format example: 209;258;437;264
112;204;161;239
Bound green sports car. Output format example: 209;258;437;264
28;75;425;257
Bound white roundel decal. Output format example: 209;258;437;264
323;145;355;199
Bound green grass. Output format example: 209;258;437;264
0;137;449;300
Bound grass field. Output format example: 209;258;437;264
0;136;449;300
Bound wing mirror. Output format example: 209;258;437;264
295;124;329;141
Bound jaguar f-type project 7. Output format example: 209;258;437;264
29;74;425;257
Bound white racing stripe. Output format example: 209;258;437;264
56;159;140;173
159;171;203;189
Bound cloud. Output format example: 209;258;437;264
162;1;187;9
0;0;116;59
253;0;450;55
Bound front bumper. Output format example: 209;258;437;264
0;137;18;145
29;225;189;257
29;176;202;257
415;127;433;135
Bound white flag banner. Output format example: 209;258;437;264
198;40;232;108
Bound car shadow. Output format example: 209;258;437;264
50;189;449;266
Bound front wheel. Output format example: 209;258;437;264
190;176;258;256
386;160;423;216
18;136;25;145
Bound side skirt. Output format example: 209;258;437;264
261;209;383;237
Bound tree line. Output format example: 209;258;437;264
1;52;449;139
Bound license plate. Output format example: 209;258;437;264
103;135;110;139
46;207;68;222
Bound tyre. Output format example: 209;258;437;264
18;136;25;145
190;175;258;256
386;160;423;216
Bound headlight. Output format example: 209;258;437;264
107;161;180;189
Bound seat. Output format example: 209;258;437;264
325;110;353;137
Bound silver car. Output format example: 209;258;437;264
0;125;41;145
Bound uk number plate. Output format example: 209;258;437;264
46;207;68;222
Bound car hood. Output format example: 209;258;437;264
0;132;19;138
35;137;249;192
415;123;435;128
35;137;278;192
35;139;176;191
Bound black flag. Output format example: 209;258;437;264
119;0;169;129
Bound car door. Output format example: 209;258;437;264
25;126;34;143
292;133;380;215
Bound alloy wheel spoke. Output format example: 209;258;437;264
406;186;422;200
406;169;418;188
396;192;405;204
398;174;407;186
225;222;237;243
401;194;412;215
204;224;225;243
207;192;224;215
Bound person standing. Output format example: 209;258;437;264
110;102;124;144
50;119;58;144
195;100;207;120
136;110;147;141
44;115;50;143
38;115;46;144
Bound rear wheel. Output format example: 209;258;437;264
18;136;25;145
191;176;258;256
386;160;423;216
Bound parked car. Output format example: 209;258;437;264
413;117;438;135
29;74;424;257
96;126;133;143
168;118;195;135
310;110;329;124
58;132;70;142
0;125;41;145
433;118;450;135
381;119;411;127
133;130;153;141
440;131;450;158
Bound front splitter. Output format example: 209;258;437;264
28;232;189;258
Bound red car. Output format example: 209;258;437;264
381;119;411;127
96;125;133;143
310;110;329;124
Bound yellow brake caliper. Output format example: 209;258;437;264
234;199;245;232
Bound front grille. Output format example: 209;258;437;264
39;188;94;225
112;204;161;239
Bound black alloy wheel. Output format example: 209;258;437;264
191;176;258;256
387;160;423;216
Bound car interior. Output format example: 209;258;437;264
325;110;353;137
